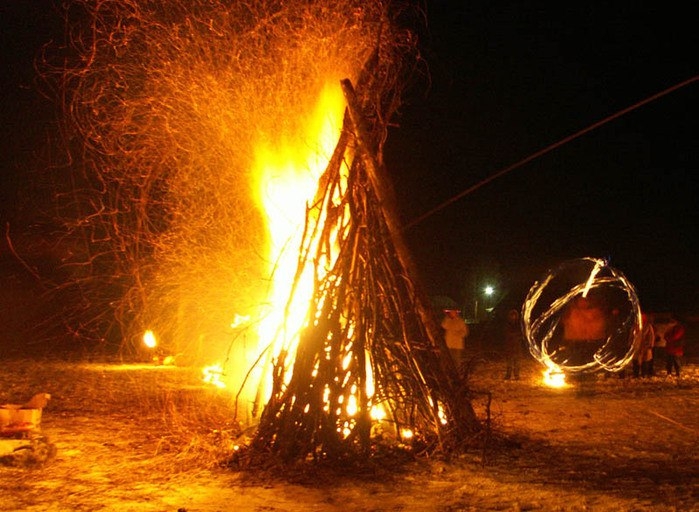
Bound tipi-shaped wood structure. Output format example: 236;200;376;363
248;73;481;464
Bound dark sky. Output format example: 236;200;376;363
1;2;697;314
1;2;62;224
386;2;698;313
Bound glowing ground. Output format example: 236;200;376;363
0;357;696;511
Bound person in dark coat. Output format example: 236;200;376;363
664;314;686;377
504;308;525;380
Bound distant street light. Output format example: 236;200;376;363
484;285;495;314
474;285;496;321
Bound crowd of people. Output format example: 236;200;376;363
618;312;688;379
439;305;689;380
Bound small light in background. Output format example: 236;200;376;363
143;330;157;349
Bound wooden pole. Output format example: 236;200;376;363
340;79;443;350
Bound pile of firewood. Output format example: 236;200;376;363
247;76;481;465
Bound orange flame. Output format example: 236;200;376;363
542;362;568;388
143;330;157;349
202;83;347;418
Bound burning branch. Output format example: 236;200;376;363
248;75;480;464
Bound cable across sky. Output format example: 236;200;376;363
403;75;699;231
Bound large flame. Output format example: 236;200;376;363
254;84;346;352
208;83;348;416
52;0;408;428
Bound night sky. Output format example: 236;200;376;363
1;2;698;315
386;2;698;313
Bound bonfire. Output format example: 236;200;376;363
39;0;483;465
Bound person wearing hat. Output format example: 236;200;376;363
441;309;469;368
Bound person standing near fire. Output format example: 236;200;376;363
441;309;469;368
559;292;609;367
503;308;525;380
652;316;671;376
664;314;686;378
632;312;655;378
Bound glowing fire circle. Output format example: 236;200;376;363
522;257;641;377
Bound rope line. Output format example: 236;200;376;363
403;75;699;231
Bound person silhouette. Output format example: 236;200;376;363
441;309;469;368
664;314;686;378
503;308;525;380
559;293;609;367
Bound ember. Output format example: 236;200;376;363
142;330;157;349
542;366;568;388
202;364;226;389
